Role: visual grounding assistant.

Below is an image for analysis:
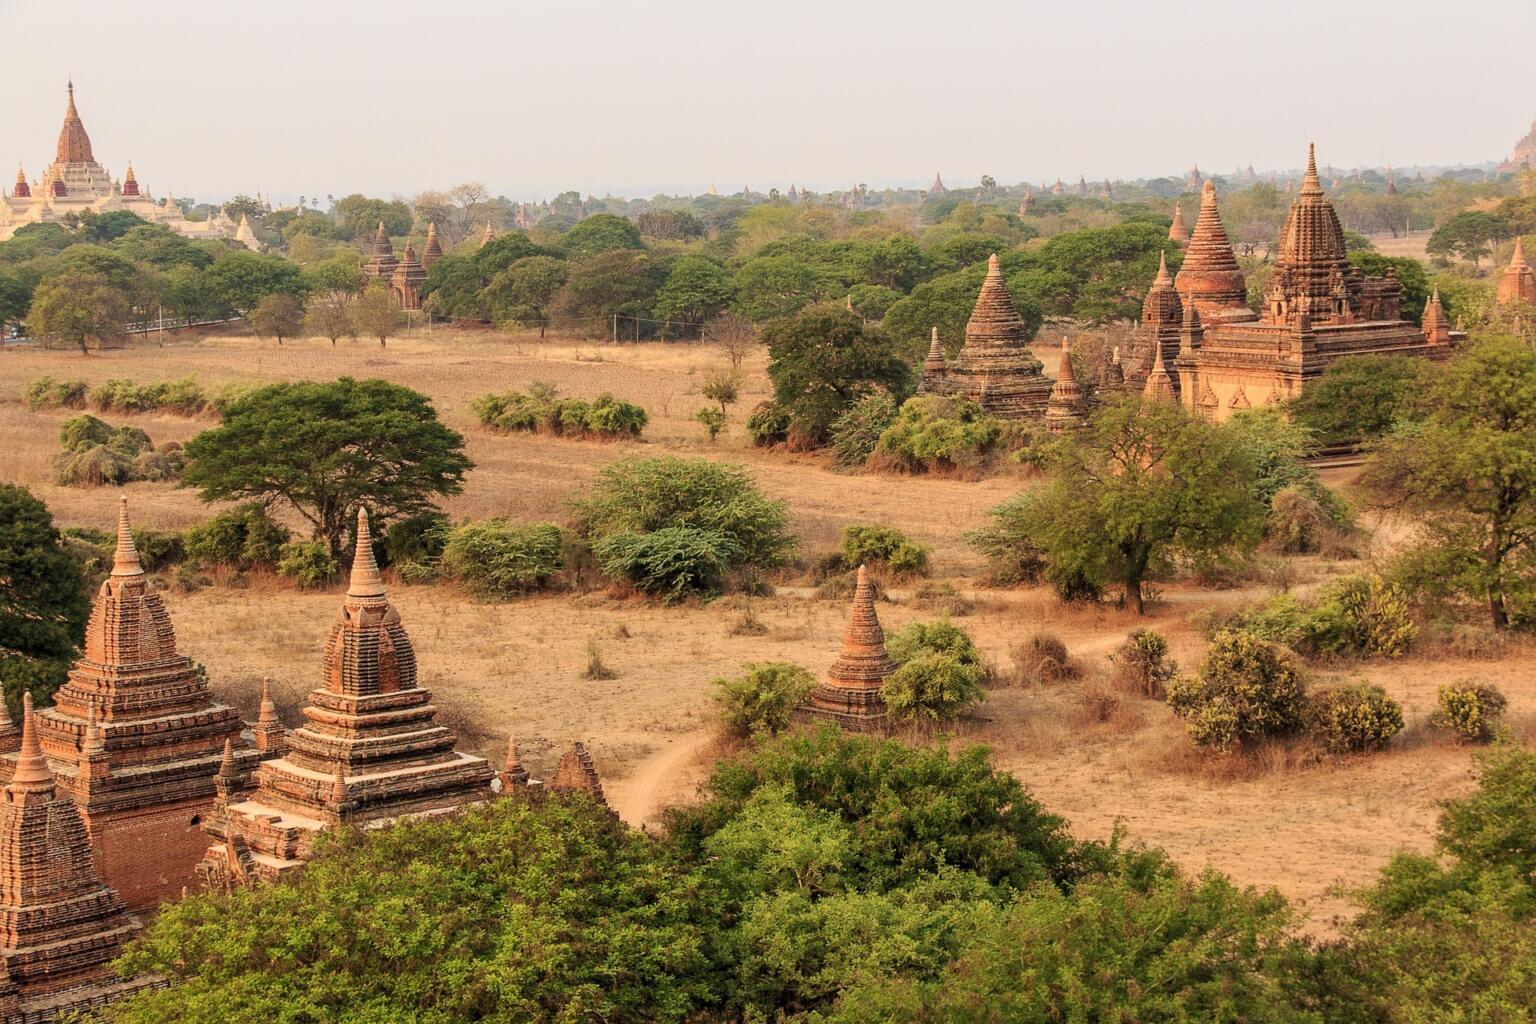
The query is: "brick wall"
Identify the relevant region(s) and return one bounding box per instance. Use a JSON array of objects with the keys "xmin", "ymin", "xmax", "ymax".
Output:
[{"xmin": 85, "ymin": 799, "xmax": 214, "ymax": 912}]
